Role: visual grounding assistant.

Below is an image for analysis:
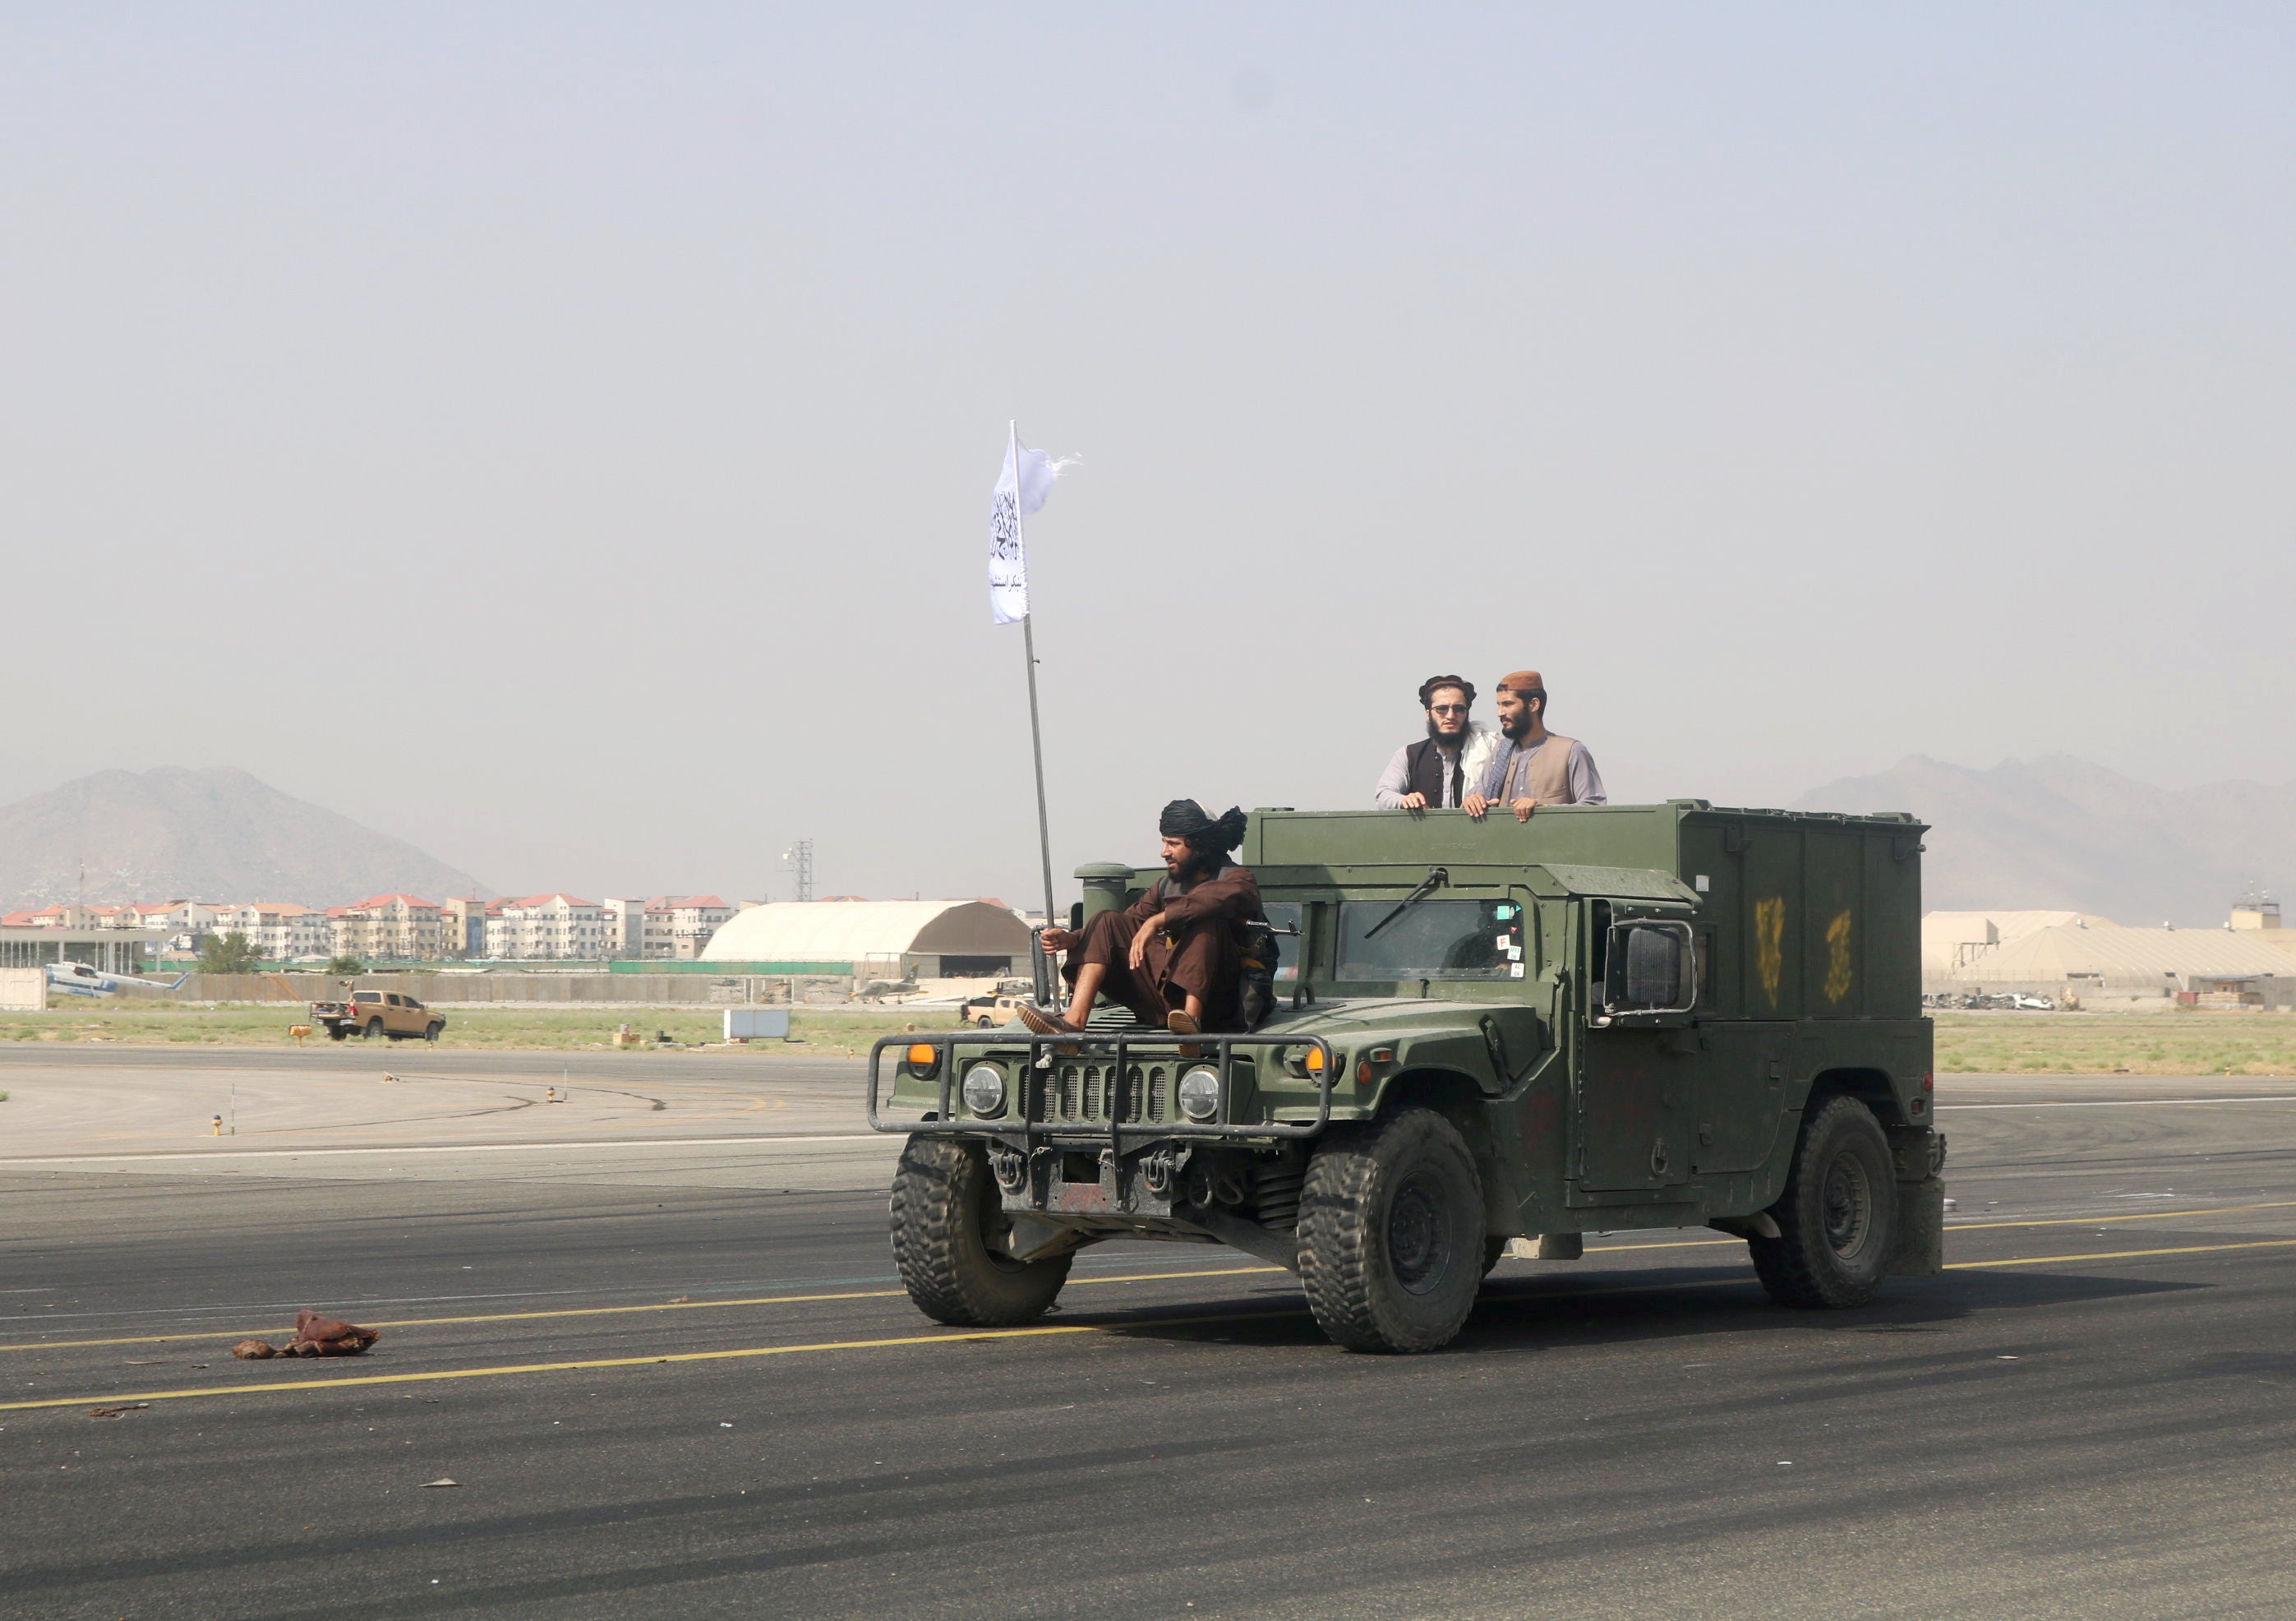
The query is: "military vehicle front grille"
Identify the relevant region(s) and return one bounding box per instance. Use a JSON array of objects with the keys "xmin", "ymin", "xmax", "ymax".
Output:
[{"xmin": 1039, "ymin": 1062, "xmax": 1175, "ymax": 1125}]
